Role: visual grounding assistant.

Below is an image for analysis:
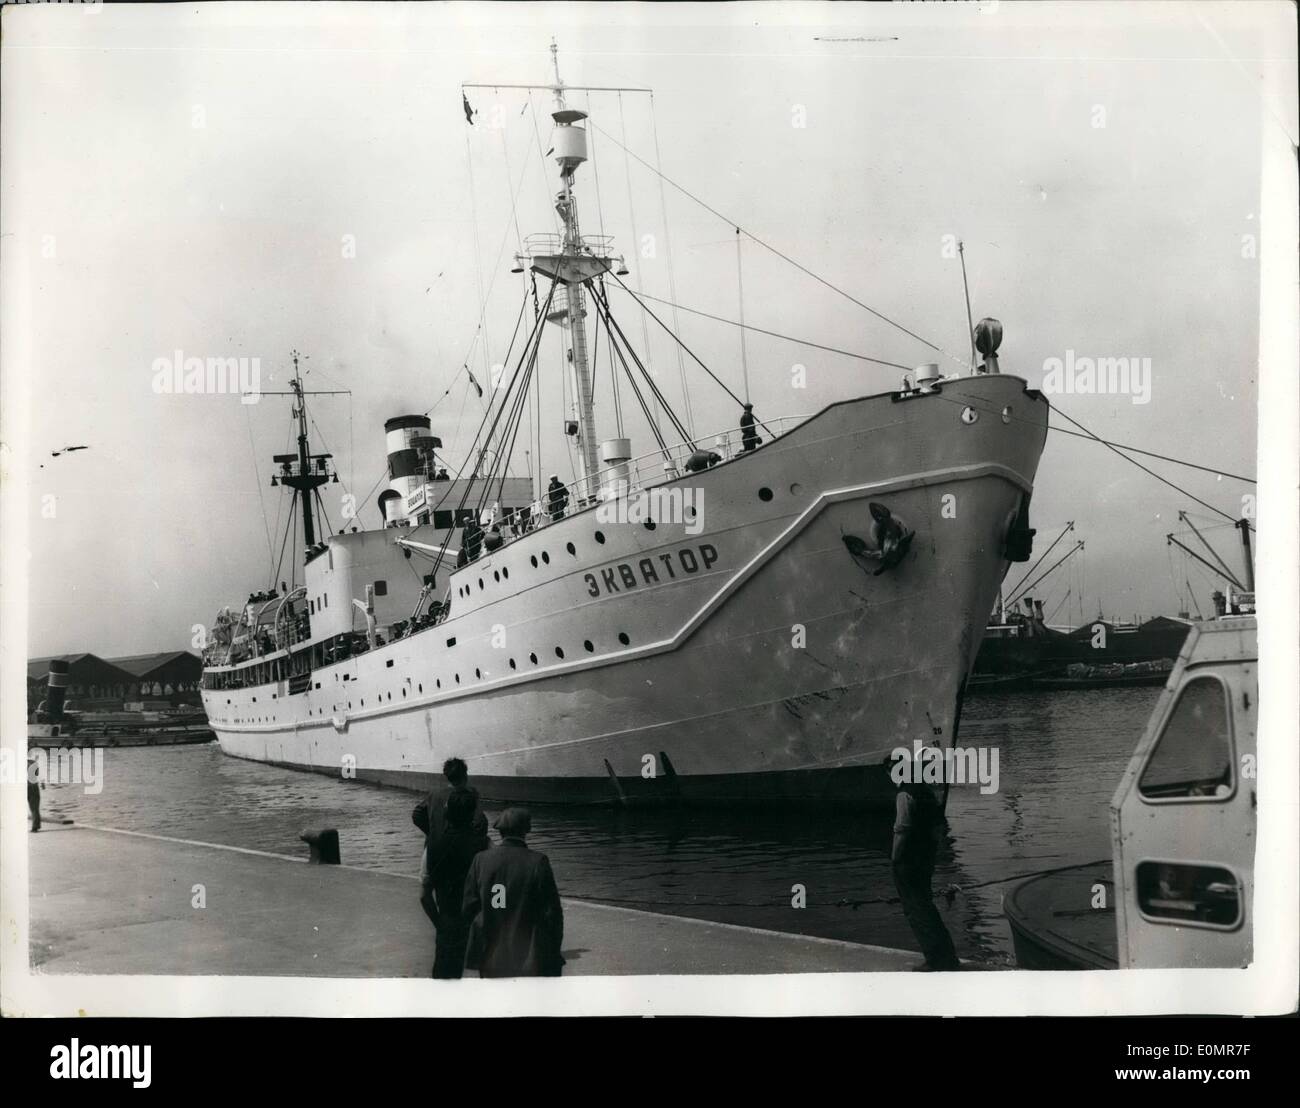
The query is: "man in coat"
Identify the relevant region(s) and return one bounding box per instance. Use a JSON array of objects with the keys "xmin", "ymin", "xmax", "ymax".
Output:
[
  {"xmin": 891, "ymin": 771, "xmax": 961, "ymax": 972},
  {"xmin": 426, "ymin": 789, "xmax": 490, "ymax": 977},
  {"xmin": 461, "ymin": 808, "xmax": 564, "ymax": 977},
  {"xmin": 413, "ymin": 757, "xmax": 489, "ymax": 927}
]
